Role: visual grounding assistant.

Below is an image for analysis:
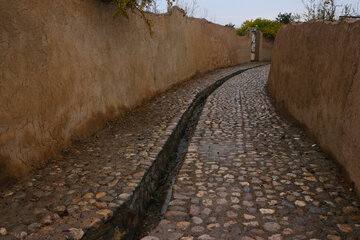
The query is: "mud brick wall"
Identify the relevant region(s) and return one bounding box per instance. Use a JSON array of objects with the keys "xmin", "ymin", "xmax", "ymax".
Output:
[
  {"xmin": 267, "ymin": 20, "xmax": 360, "ymax": 193},
  {"xmin": 0, "ymin": 0, "xmax": 251, "ymax": 184}
]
